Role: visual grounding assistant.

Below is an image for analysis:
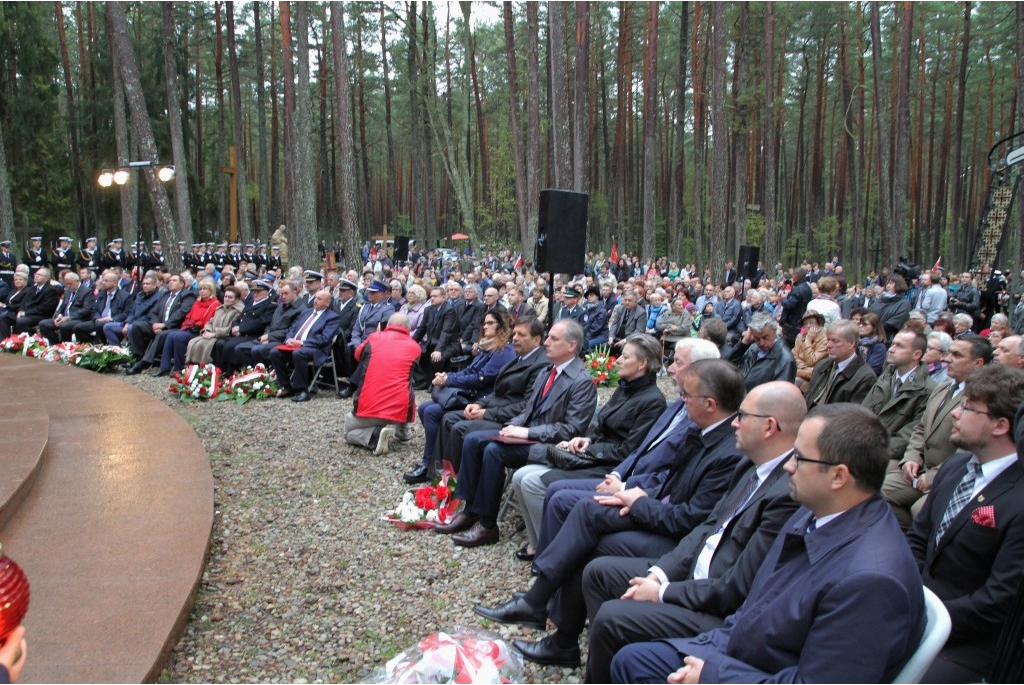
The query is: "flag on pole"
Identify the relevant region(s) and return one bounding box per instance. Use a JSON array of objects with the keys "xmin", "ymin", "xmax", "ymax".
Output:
[
  {"xmin": 932, "ymin": 256, "xmax": 943, "ymax": 272},
  {"xmin": 513, "ymin": 253, "xmax": 523, "ymax": 270},
  {"xmin": 610, "ymin": 239, "xmax": 618, "ymax": 263}
]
